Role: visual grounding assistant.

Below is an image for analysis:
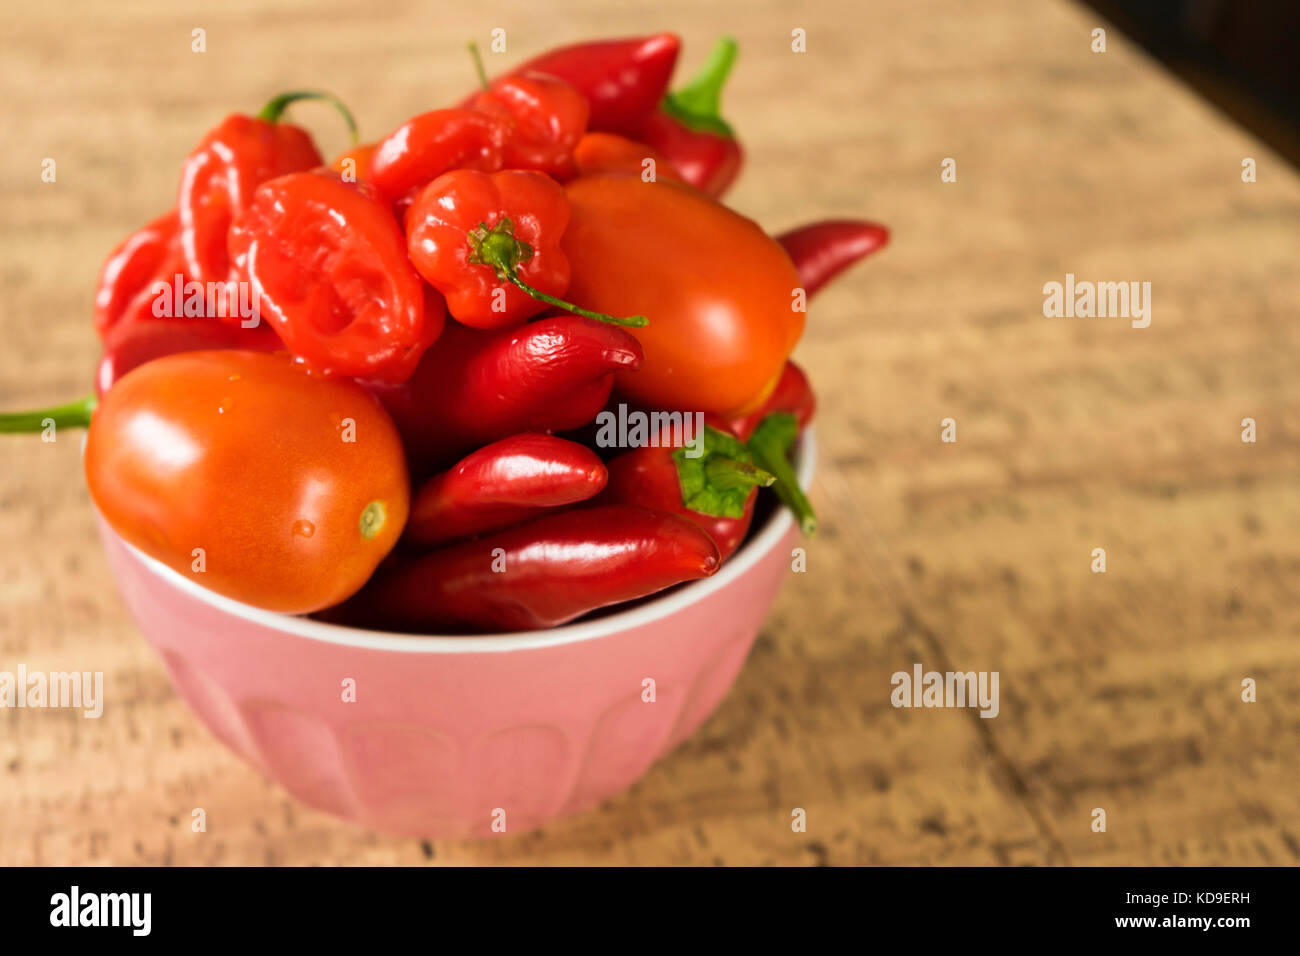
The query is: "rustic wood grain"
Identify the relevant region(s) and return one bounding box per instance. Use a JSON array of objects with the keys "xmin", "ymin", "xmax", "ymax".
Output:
[{"xmin": 1, "ymin": 0, "xmax": 1297, "ymax": 866}]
